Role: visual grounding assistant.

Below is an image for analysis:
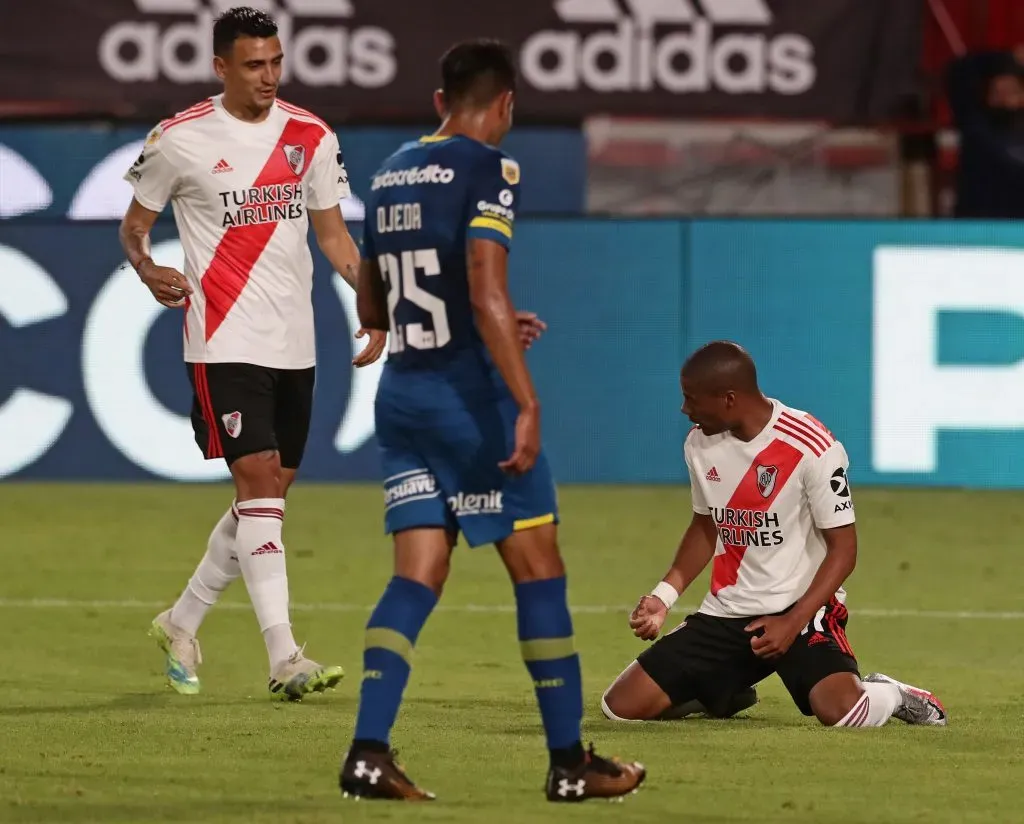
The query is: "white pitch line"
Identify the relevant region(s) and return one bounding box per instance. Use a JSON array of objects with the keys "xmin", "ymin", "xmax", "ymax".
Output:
[{"xmin": 0, "ymin": 598, "xmax": 1022, "ymax": 620}]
